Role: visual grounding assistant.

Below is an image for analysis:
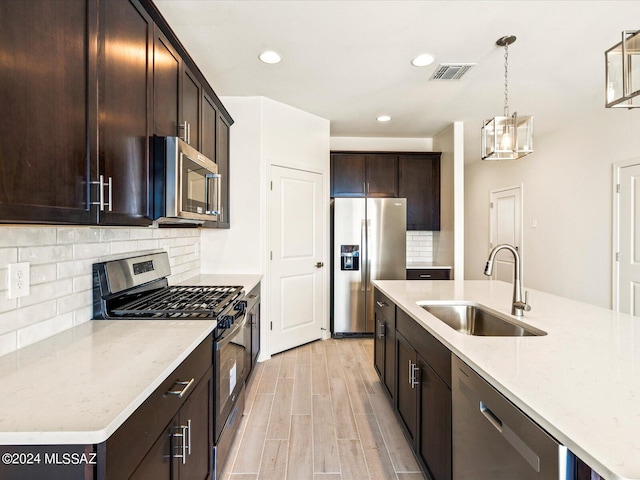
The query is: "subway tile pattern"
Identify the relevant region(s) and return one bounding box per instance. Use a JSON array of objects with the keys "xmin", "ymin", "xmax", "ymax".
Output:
[
  {"xmin": 406, "ymin": 231, "xmax": 433, "ymax": 264},
  {"xmin": 221, "ymin": 339, "xmax": 425, "ymax": 480},
  {"xmin": 0, "ymin": 226, "xmax": 201, "ymax": 356}
]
